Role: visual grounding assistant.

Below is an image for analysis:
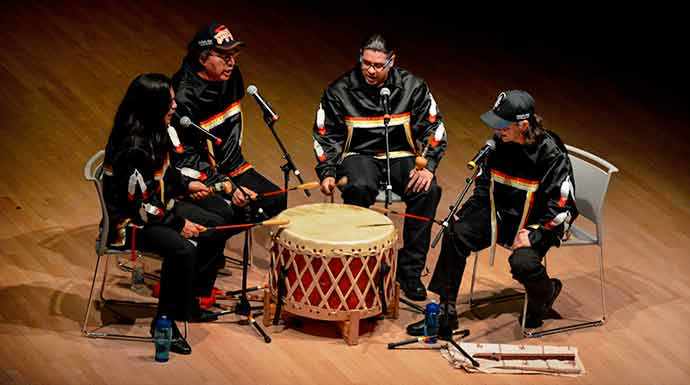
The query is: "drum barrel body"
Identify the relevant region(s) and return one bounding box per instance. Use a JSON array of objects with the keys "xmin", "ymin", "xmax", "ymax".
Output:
[{"xmin": 269, "ymin": 203, "xmax": 398, "ymax": 321}]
